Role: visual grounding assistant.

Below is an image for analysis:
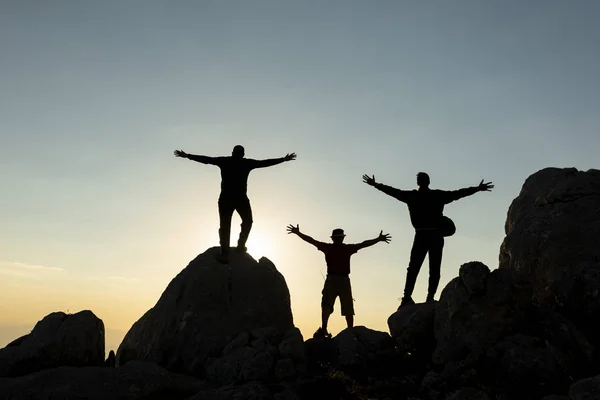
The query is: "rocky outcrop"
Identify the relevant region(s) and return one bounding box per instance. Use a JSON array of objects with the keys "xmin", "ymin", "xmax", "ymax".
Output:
[
  {"xmin": 433, "ymin": 264, "xmax": 532, "ymax": 365},
  {"xmin": 335, "ymin": 326, "xmax": 394, "ymax": 370},
  {"xmin": 388, "ymin": 302, "xmax": 436, "ymax": 361},
  {"xmin": 553, "ymin": 261, "xmax": 600, "ymax": 354},
  {"xmin": 0, "ymin": 310, "xmax": 105, "ymax": 377},
  {"xmin": 424, "ymin": 260, "xmax": 595, "ymax": 399},
  {"xmin": 499, "ymin": 167, "xmax": 600, "ymax": 304},
  {"xmin": 569, "ymin": 373, "xmax": 600, "ymax": 400},
  {"xmin": 205, "ymin": 326, "xmax": 305, "ymax": 385},
  {"xmin": 0, "ymin": 360, "xmax": 205, "ymax": 400},
  {"xmin": 116, "ymin": 247, "xmax": 295, "ymax": 378}
]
